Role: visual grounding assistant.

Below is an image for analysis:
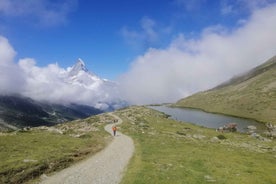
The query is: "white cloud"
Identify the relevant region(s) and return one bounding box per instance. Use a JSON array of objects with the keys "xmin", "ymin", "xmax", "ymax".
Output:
[
  {"xmin": 0, "ymin": 0, "xmax": 78, "ymax": 26},
  {"xmin": 0, "ymin": 38, "xmax": 119, "ymax": 109},
  {"xmin": 174, "ymin": 0, "xmax": 204, "ymax": 11},
  {"xmin": 0, "ymin": 36, "xmax": 16, "ymax": 63},
  {"xmin": 17, "ymin": 58, "xmax": 116, "ymax": 107},
  {"xmin": 220, "ymin": 0, "xmax": 276, "ymax": 15},
  {"xmin": 119, "ymin": 4, "xmax": 276, "ymax": 105},
  {"xmin": 140, "ymin": 17, "xmax": 158, "ymax": 43},
  {"xmin": 0, "ymin": 36, "xmax": 25, "ymax": 94},
  {"xmin": 121, "ymin": 17, "xmax": 162, "ymax": 50}
]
